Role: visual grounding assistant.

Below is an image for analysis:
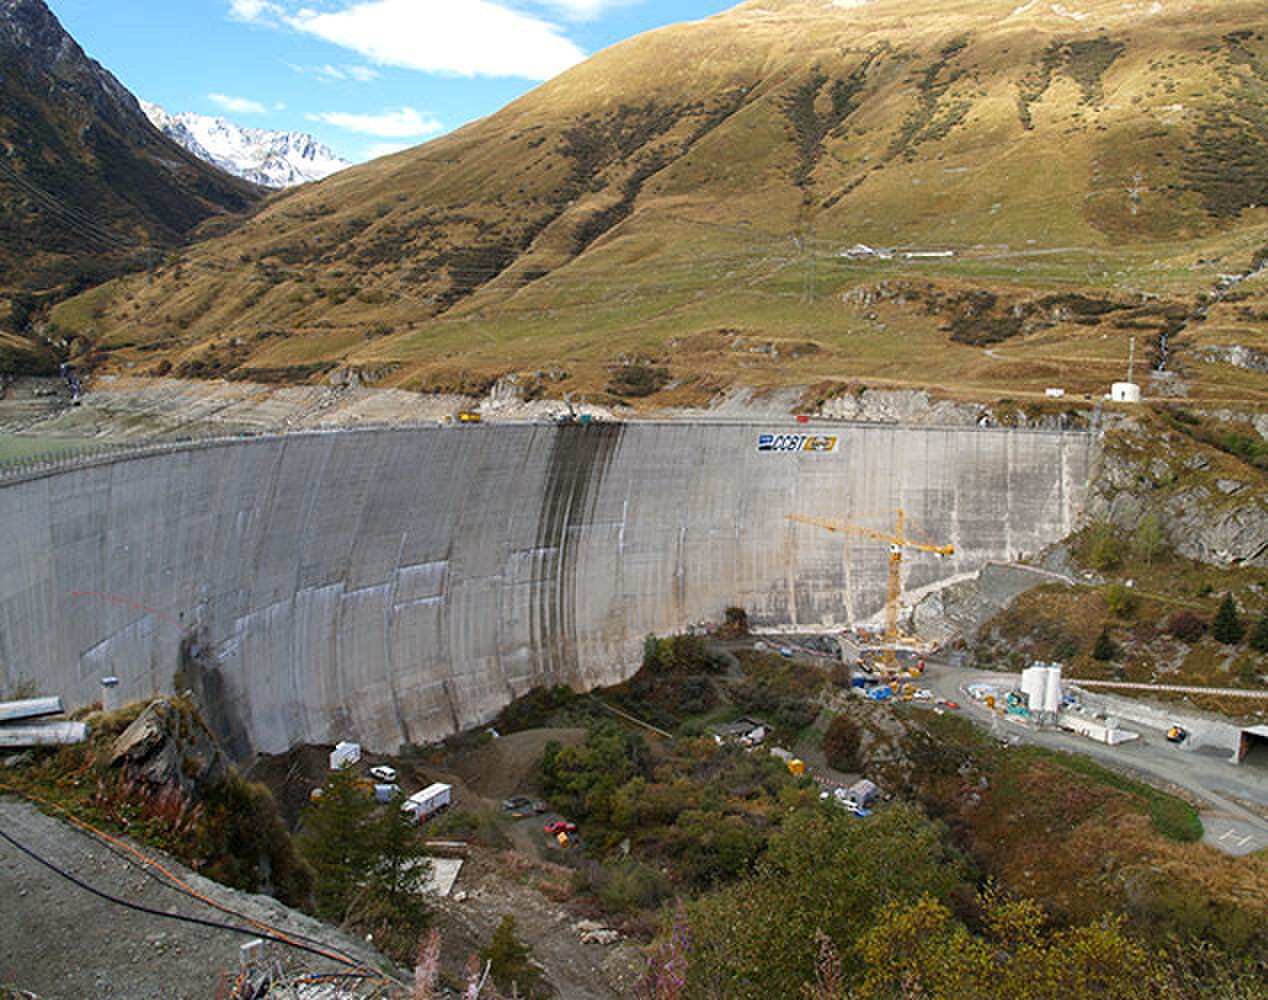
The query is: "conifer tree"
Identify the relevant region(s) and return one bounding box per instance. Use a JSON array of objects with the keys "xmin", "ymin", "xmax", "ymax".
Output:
[{"xmin": 1211, "ymin": 593, "xmax": 1245, "ymax": 645}]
